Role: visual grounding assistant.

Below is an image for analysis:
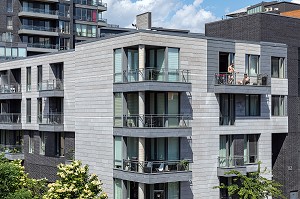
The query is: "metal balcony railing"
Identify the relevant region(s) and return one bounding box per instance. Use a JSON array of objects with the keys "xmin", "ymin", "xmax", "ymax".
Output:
[
  {"xmin": 20, "ymin": 25, "xmax": 58, "ymax": 32},
  {"xmin": 215, "ymin": 73, "xmax": 269, "ymax": 86},
  {"xmin": 98, "ymin": 18, "xmax": 107, "ymax": 23},
  {"xmin": 38, "ymin": 113, "xmax": 63, "ymax": 125},
  {"xmin": 120, "ymin": 159, "xmax": 191, "ymax": 173},
  {"xmin": 114, "ymin": 114, "xmax": 191, "ymax": 128},
  {"xmin": 218, "ymin": 156, "xmax": 258, "ymax": 168},
  {"xmin": 0, "ymin": 114, "xmax": 21, "ymax": 124},
  {"xmin": 21, "ymin": 7, "xmax": 59, "ymax": 15},
  {"xmin": 73, "ymin": 0, "xmax": 107, "ymax": 7},
  {"xmin": 27, "ymin": 43, "xmax": 59, "ymax": 49},
  {"xmin": 0, "ymin": 144, "xmax": 24, "ymax": 154},
  {"xmin": 0, "ymin": 83, "xmax": 21, "ymax": 93},
  {"xmin": 38, "ymin": 79, "xmax": 63, "ymax": 91},
  {"xmin": 115, "ymin": 68, "xmax": 190, "ymax": 83}
]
